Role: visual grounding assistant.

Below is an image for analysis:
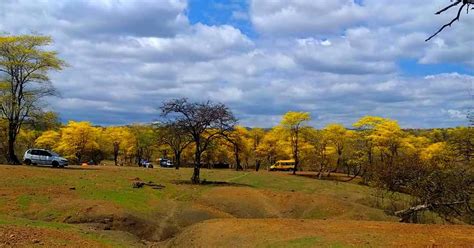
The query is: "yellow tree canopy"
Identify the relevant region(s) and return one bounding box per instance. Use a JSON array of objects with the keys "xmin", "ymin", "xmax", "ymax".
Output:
[
  {"xmin": 324, "ymin": 123, "xmax": 349, "ymax": 151},
  {"xmin": 103, "ymin": 126, "xmax": 136, "ymax": 157},
  {"xmin": 35, "ymin": 130, "xmax": 60, "ymax": 150},
  {"xmin": 55, "ymin": 121, "xmax": 101, "ymax": 161},
  {"xmin": 280, "ymin": 112, "xmax": 311, "ymax": 131},
  {"xmin": 353, "ymin": 116, "xmax": 386, "ymax": 130}
]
